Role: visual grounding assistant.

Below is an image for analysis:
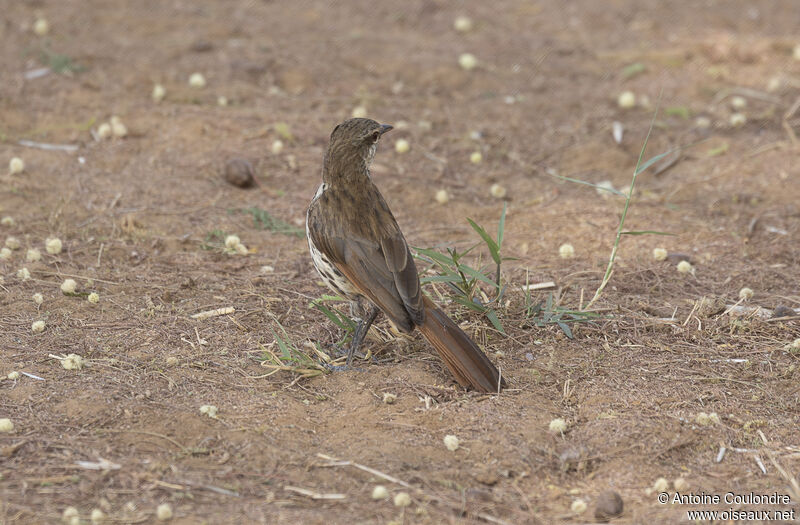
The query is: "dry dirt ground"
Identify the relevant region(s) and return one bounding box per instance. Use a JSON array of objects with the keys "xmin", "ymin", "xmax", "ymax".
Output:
[{"xmin": 2, "ymin": 1, "xmax": 800, "ymax": 523}]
